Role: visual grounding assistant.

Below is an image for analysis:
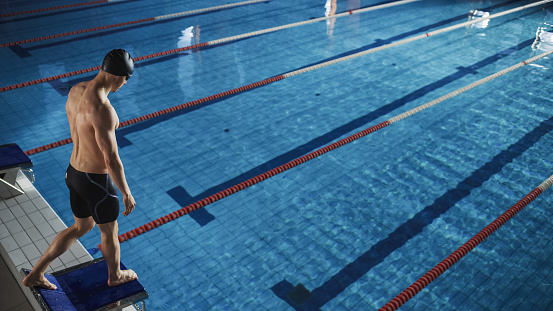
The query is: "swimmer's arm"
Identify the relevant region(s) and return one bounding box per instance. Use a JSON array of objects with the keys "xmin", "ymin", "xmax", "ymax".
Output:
[
  {"xmin": 94, "ymin": 104, "xmax": 136, "ymax": 216},
  {"xmin": 94, "ymin": 104, "xmax": 131, "ymax": 198}
]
